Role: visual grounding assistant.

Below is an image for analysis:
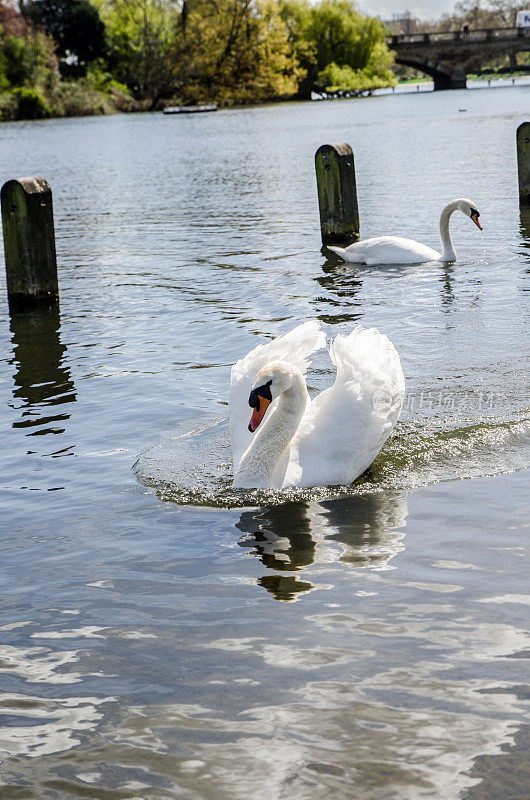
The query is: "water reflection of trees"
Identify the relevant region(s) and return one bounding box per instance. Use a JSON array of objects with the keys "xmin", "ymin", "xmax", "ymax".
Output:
[
  {"xmin": 237, "ymin": 491, "xmax": 408, "ymax": 601},
  {"xmin": 9, "ymin": 305, "xmax": 76, "ymax": 437}
]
